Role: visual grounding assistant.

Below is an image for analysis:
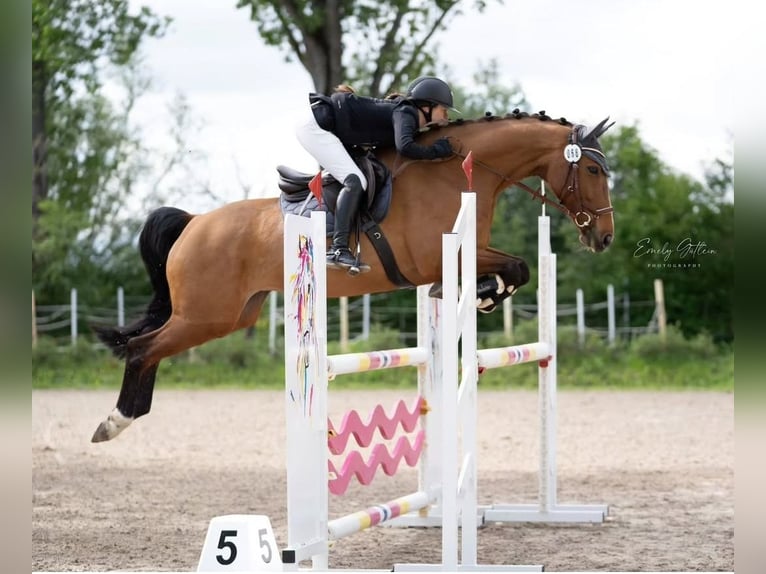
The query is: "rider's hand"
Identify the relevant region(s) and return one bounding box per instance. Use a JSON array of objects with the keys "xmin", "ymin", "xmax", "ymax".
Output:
[{"xmin": 431, "ymin": 137, "xmax": 453, "ymax": 158}]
